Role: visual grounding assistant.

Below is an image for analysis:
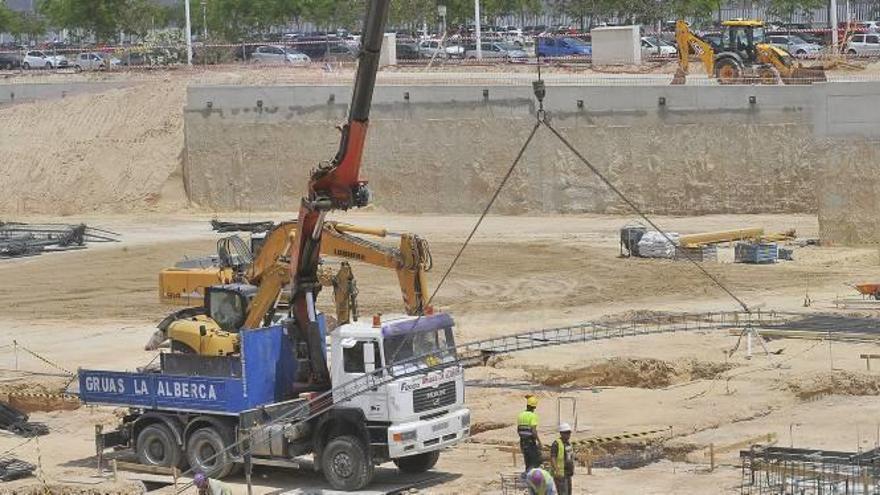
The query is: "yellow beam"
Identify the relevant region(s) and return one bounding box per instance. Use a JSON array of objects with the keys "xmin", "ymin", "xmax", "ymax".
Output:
[{"xmin": 679, "ymin": 228, "xmax": 764, "ymax": 248}]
